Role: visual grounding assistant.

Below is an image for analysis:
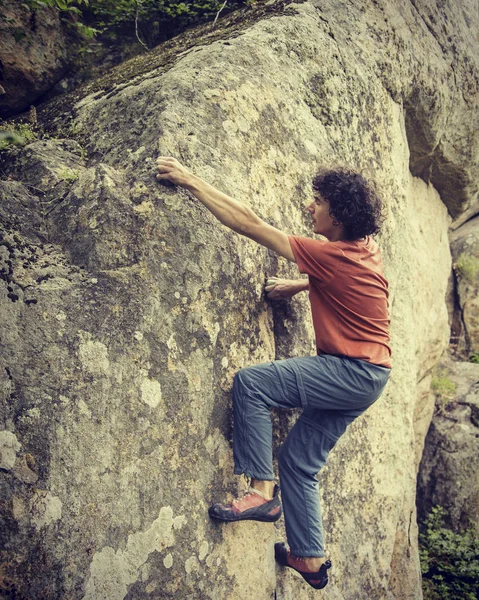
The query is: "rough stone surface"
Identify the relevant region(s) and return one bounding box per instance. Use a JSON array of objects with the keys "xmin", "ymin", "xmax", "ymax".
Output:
[
  {"xmin": 449, "ymin": 215, "xmax": 479, "ymax": 358},
  {"xmin": 417, "ymin": 356, "xmax": 479, "ymax": 534},
  {"xmin": 0, "ymin": 430, "xmax": 21, "ymax": 471},
  {"xmin": 0, "ymin": 1, "xmax": 71, "ymax": 118},
  {"xmin": 1, "ymin": 1, "xmax": 478, "ymax": 599}
]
